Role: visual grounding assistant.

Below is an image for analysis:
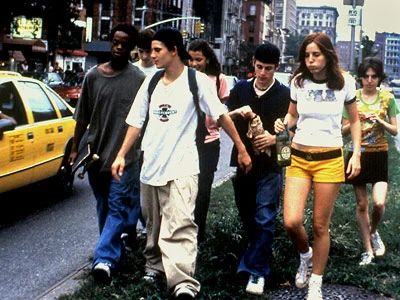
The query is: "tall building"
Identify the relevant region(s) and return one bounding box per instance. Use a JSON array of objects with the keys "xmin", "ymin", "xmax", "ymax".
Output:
[
  {"xmin": 296, "ymin": 5, "xmax": 338, "ymax": 45},
  {"xmin": 336, "ymin": 40, "xmax": 360, "ymax": 71},
  {"xmin": 374, "ymin": 32, "xmax": 400, "ymax": 81},
  {"xmin": 192, "ymin": 0, "xmax": 243, "ymax": 75},
  {"xmin": 242, "ymin": 0, "xmax": 274, "ymax": 45},
  {"xmin": 274, "ymin": 0, "xmax": 296, "ymax": 64},
  {"xmin": 274, "ymin": 0, "xmax": 297, "ymax": 35}
]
